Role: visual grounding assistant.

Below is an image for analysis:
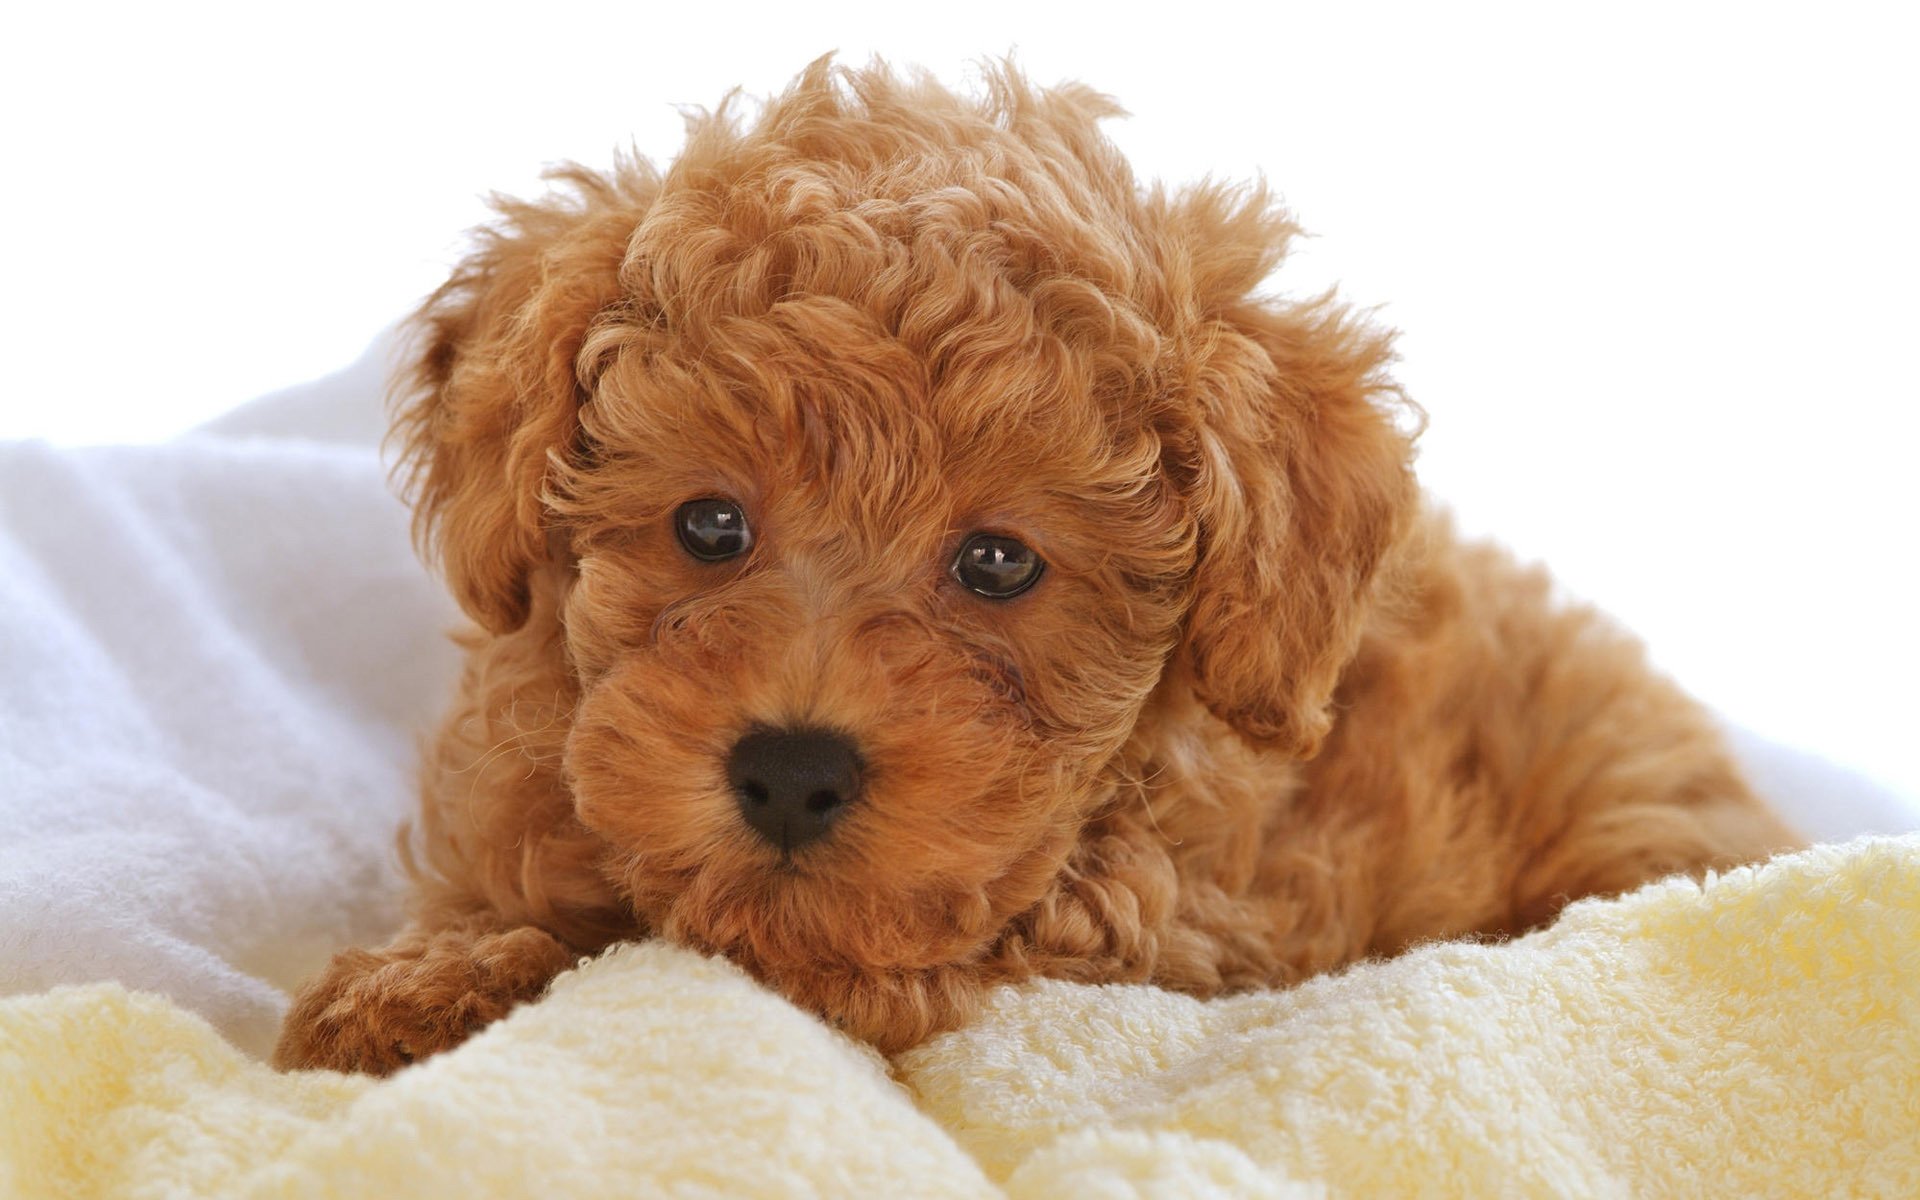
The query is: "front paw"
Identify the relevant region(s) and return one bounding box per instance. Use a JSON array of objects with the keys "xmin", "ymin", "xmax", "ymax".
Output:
[{"xmin": 273, "ymin": 926, "xmax": 576, "ymax": 1075}]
